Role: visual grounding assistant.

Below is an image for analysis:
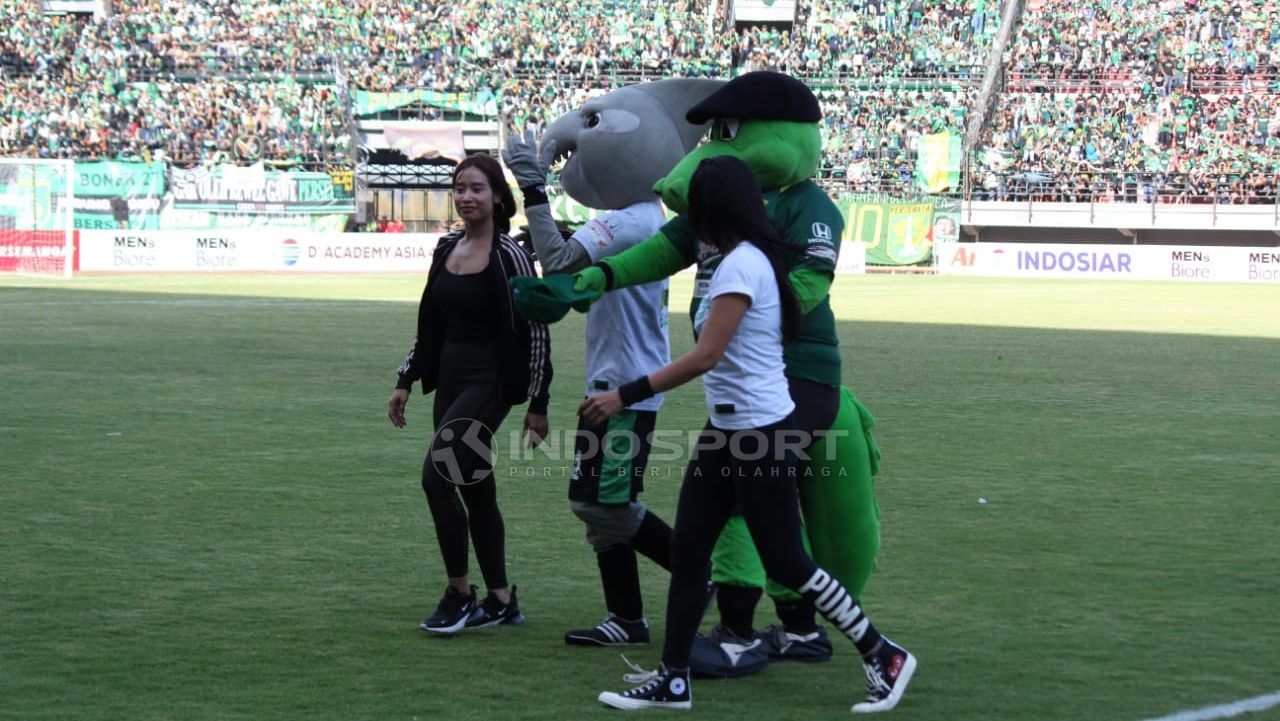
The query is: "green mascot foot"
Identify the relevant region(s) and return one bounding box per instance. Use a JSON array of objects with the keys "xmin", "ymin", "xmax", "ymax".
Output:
[{"xmin": 688, "ymin": 623, "xmax": 771, "ymax": 678}]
